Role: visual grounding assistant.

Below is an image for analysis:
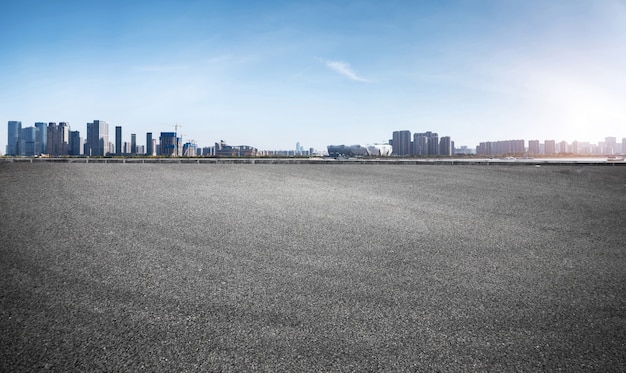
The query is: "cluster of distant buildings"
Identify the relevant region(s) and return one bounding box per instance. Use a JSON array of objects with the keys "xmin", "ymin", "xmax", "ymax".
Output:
[
  {"xmin": 327, "ymin": 130, "xmax": 453, "ymax": 158},
  {"xmin": 328, "ymin": 129, "xmax": 626, "ymax": 158},
  {"xmin": 476, "ymin": 138, "xmax": 626, "ymax": 156},
  {"xmin": 3, "ymin": 120, "xmax": 278, "ymax": 157},
  {"xmin": 389, "ymin": 130, "xmax": 453, "ymax": 156},
  {"xmin": 5, "ymin": 120, "xmax": 625, "ymax": 158}
]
